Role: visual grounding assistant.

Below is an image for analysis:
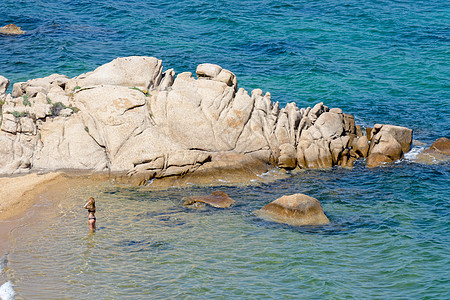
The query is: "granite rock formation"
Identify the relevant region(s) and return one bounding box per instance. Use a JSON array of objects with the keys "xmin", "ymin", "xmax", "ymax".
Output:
[
  {"xmin": 0, "ymin": 56, "xmax": 413, "ymax": 182},
  {"xmin": 366, "ymin": 124, "xmax": 413, "ymax": 167}
]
